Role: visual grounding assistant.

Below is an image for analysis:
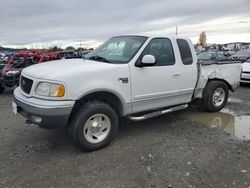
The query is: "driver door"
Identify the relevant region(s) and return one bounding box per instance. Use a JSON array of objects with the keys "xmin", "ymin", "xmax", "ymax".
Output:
[{"xmin": 130, "ymin": 38, "xmax": 182, "ymax": 113}]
